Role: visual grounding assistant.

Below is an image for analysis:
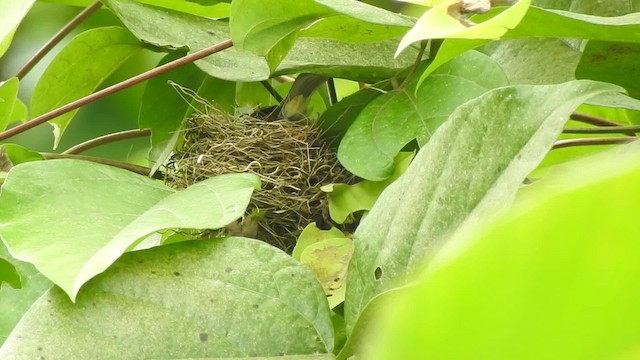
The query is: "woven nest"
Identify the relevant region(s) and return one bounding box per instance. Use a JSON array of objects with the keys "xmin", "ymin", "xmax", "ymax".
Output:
[{"xmin": 163, "ymin": 105, "xmax": 354, "ymax": 252}]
